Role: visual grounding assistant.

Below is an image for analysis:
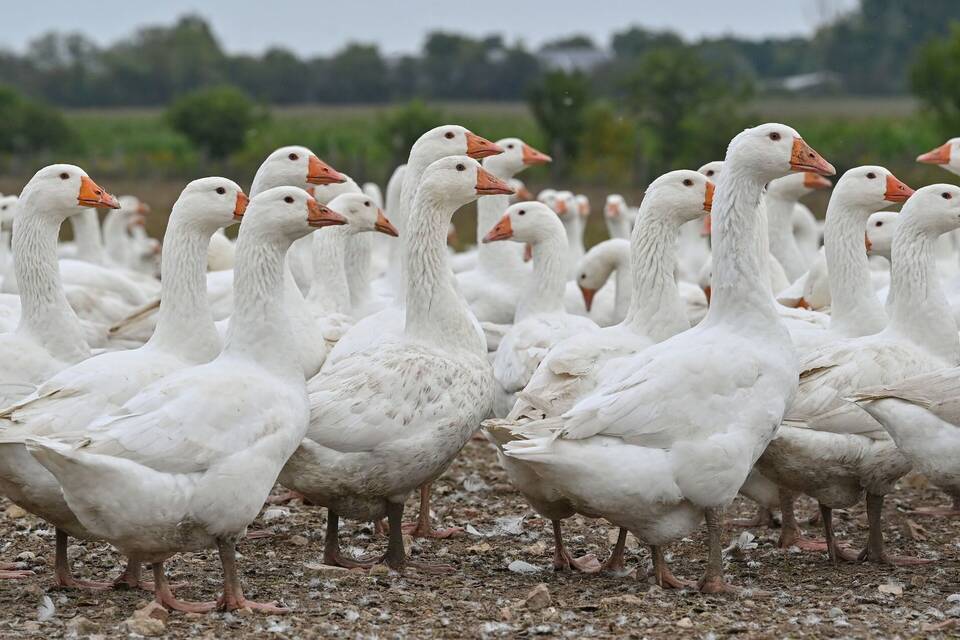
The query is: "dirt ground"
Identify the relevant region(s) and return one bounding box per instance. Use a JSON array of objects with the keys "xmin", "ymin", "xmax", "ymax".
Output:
[{"xmin": 0, "ymin": 437, "xmax": 958, "ymax": 639}]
